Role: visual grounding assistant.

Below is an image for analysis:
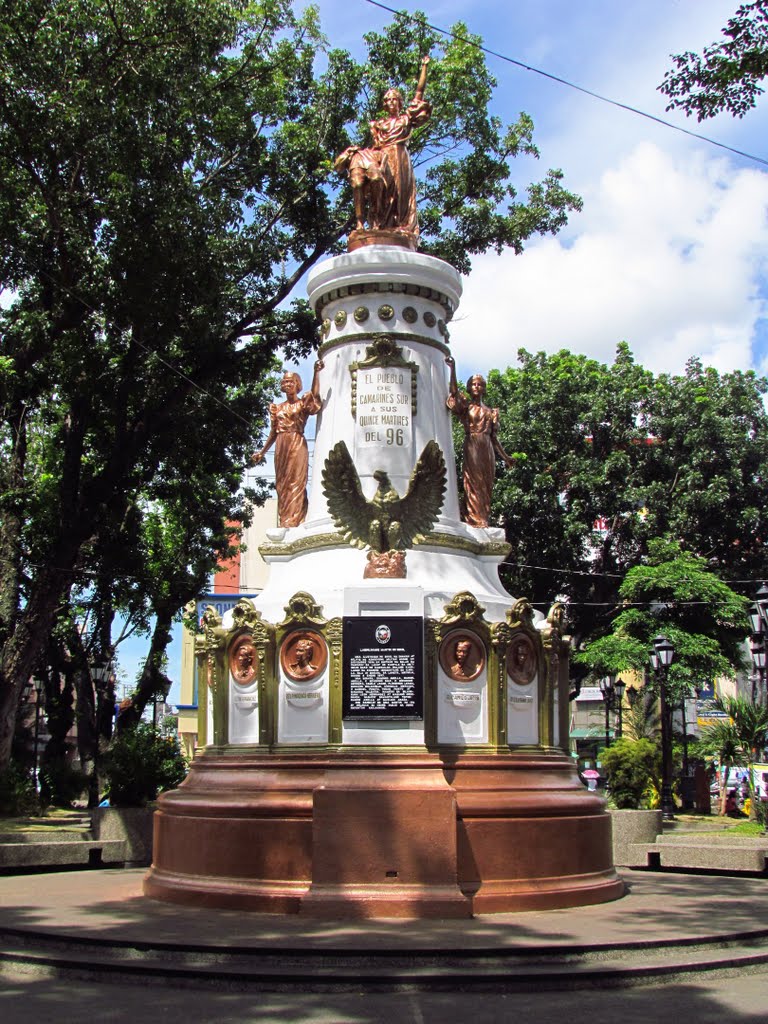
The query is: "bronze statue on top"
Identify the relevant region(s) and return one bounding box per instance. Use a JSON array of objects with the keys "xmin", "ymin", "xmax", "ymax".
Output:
[
  {"xmin": 334, "ymin": 56, "xmax": 431, "ymax": 250},
  {"xmin": 446, "ymin": 356, "xmax": 516, "ymax": 529},
  {"xmin": 252, "ymin": 360, "xmax": 324, "ymax": 528}
]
